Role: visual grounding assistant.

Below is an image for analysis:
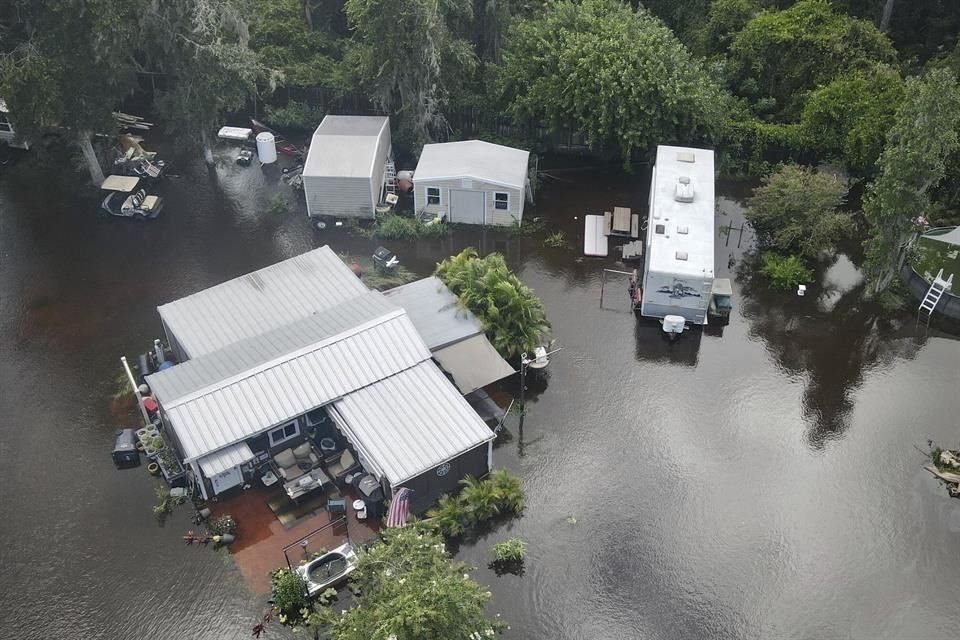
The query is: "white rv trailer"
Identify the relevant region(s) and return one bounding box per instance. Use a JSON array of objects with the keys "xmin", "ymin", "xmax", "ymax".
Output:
[{"xmin": 640, "ymin": 145, "xmax": 715, "ymax": 325}]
